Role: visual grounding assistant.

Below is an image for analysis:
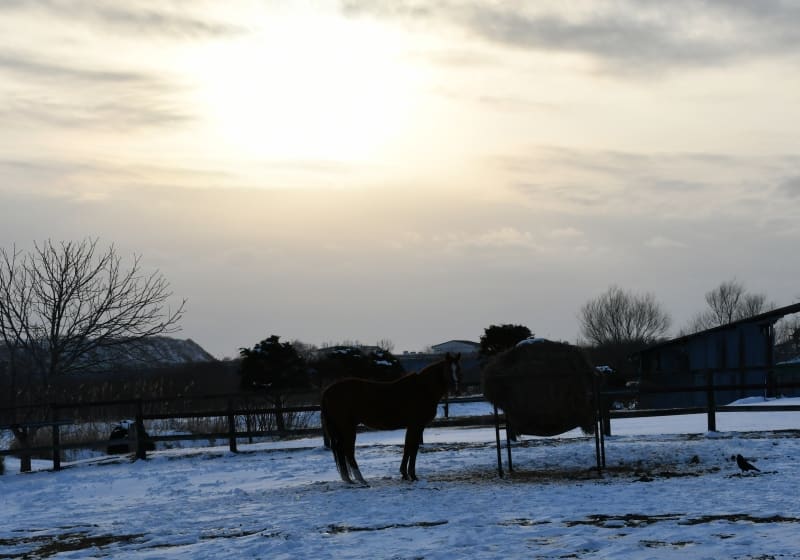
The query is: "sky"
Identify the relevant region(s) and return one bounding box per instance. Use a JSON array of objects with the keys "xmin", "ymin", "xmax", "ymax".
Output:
[{"xmin": 2, "ymin": 0, "xmax": 800, "ymax": 358}]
